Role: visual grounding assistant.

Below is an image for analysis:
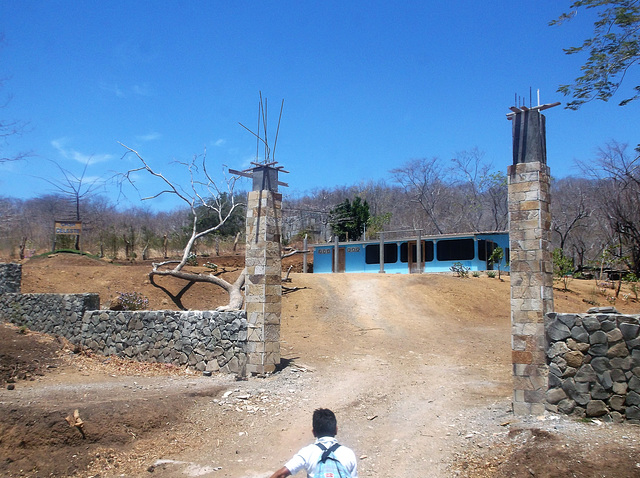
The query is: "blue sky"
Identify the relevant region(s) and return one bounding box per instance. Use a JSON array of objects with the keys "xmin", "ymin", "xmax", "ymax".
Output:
[{"xmin": 1, "ymin": 1, "xmax": 638, "ymax": 211}]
